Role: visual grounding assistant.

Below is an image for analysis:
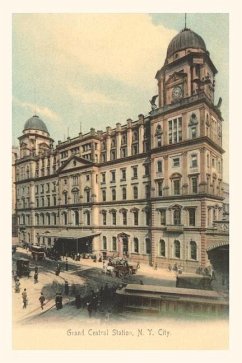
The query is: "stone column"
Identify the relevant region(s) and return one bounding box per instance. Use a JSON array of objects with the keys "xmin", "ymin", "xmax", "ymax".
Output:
[
  {"xmin": 199, "ymin": 147, "xmax": 206, "ymax": 193},
  {"xmin": 199, "ymin": 107, "xmax": 205, "ymax": 137},
  {"xmin": 127, "ymin": 119, "xmax": 132, "ymax": 156},
  {"xmin": 182, "ymin": 151, "xmax": 188, "ymax": 195},
  {"xmin": 138, "ymin": 114, "xmax": 144, "ymax": 153},
  {"xmin": 163, "ymin": 155, "xmax": 169, "ymax": 196},
  {"xmin": 106, "ymin": 132, "xmax": 111, "ymax": 162},
  {"xmin": 116, "ymin": 123, "xmax": 121, "ymax": 159}
]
